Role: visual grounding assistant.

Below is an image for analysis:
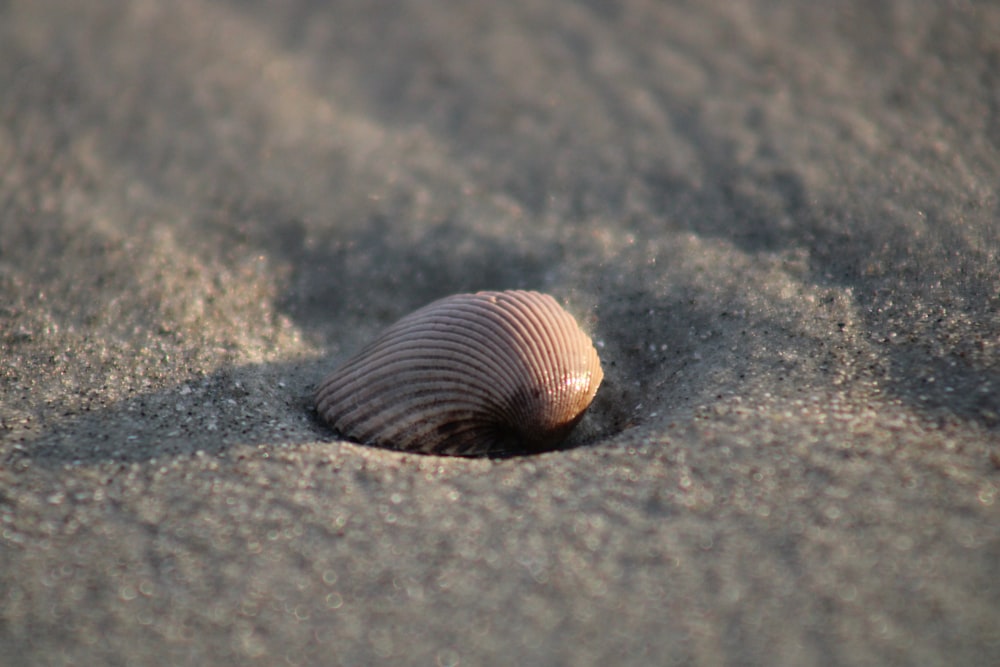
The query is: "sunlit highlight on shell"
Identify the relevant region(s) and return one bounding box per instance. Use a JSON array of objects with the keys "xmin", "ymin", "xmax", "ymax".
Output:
[{"xmin": 315, "ymin": 290, "xmax": 603, "ymax": 456}]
